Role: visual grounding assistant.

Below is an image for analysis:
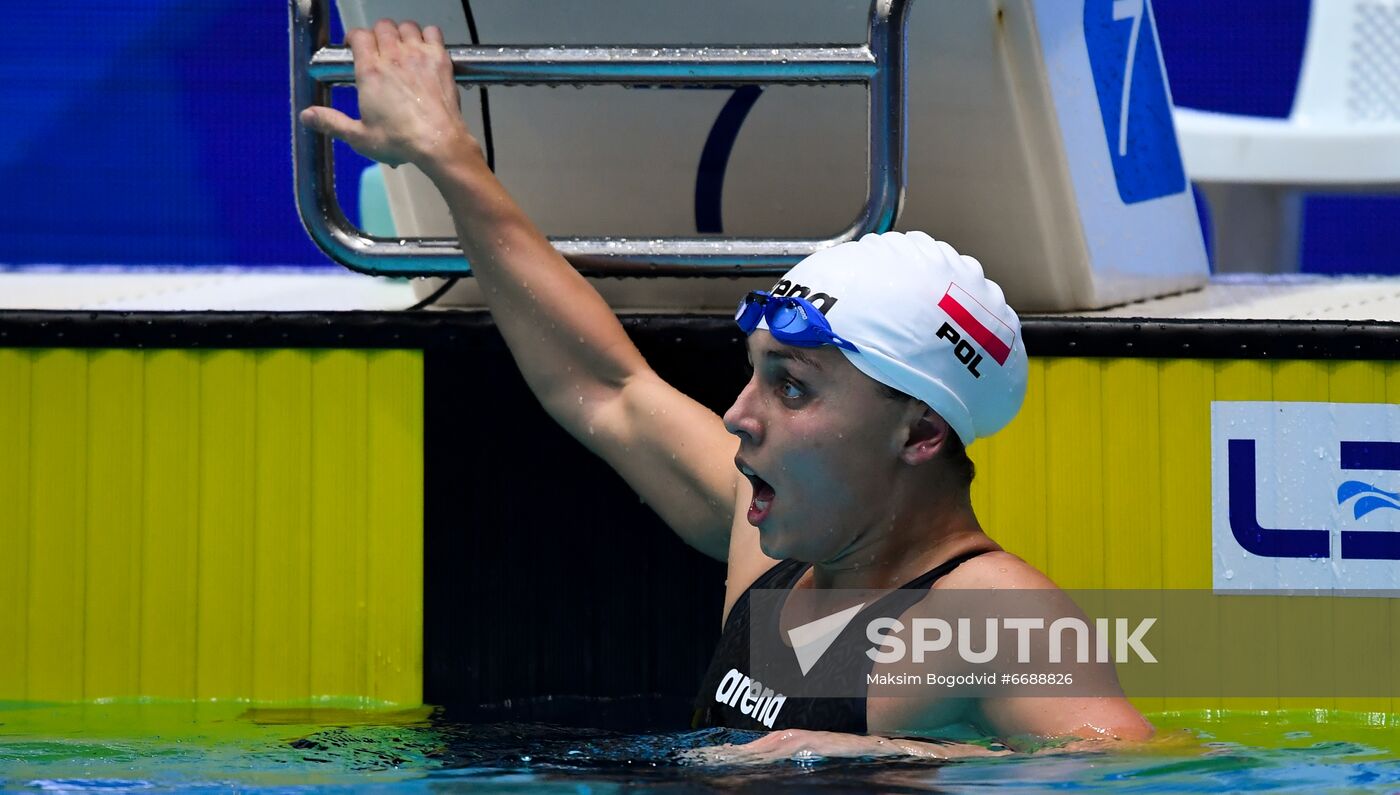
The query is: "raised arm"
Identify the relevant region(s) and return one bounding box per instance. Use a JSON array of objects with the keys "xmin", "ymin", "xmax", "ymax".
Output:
[{"xmin": 300, "ymin": 20, "xmax": 738, "ymax": 559}]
